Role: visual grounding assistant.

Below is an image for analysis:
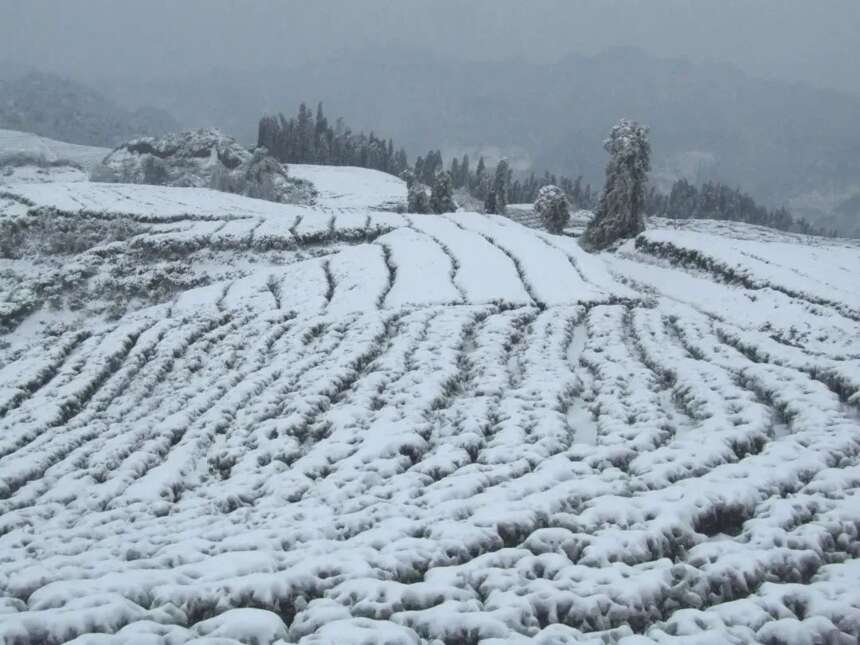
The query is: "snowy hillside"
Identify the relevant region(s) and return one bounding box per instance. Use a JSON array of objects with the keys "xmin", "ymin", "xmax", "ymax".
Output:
[
  {"xmin": 289, "ymin": 164, "xmax": 407, "ymax": 212},
  {"xmin": 0, "ymin": 129, "xmax": 108, "ymax": 184},
  {"xmin": 1, "ymin": 170, "xmax": 859, "ymax": 645}
]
